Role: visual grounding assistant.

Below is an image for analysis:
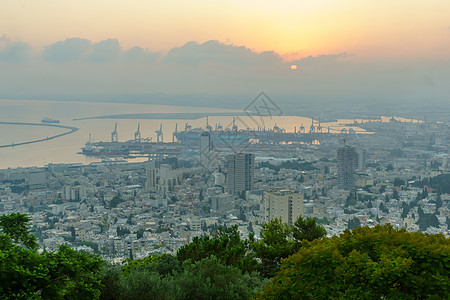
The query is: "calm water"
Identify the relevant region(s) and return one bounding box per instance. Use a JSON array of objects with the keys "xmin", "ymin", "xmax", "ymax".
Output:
[
  {"xmin": 0, "ymin": 99, "xmax": 416, "ymax": 169},
  {"xmin": 0, "ymin": 99, "xmax": 247, "ymax": 169}
]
